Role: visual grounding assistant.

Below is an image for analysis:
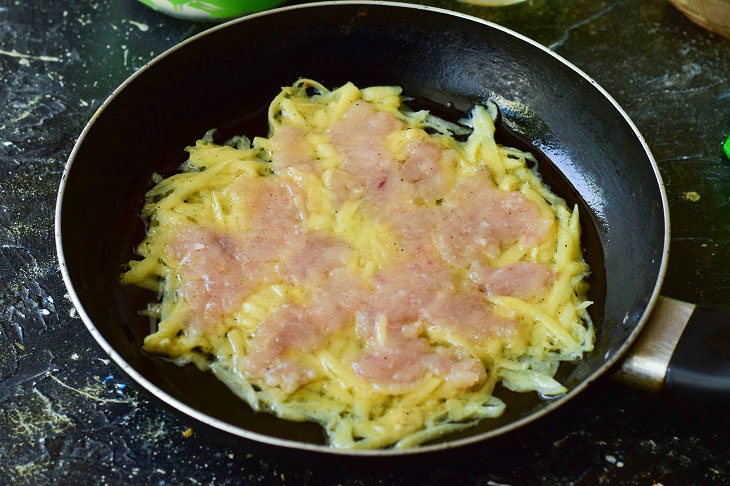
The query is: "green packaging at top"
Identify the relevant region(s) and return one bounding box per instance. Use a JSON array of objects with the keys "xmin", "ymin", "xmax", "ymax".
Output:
[{"xmin": 139, "ymin": 0, "xmax": 287, "ymax": 21}]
